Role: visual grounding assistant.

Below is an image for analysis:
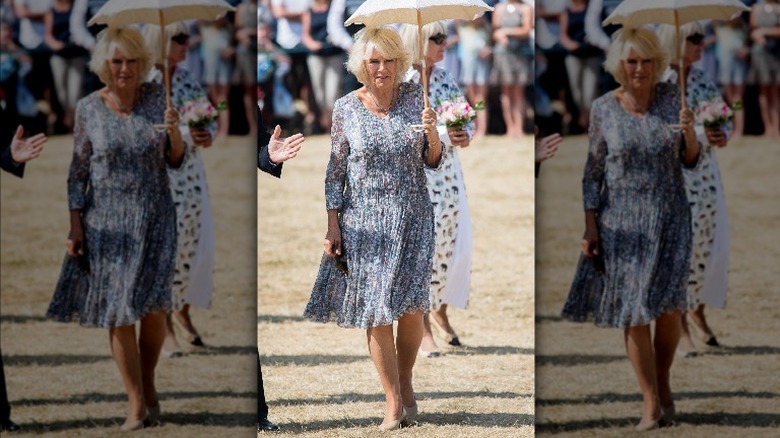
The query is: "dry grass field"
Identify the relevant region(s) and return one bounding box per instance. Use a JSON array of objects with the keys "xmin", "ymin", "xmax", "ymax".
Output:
[
  {"xmin": 258, "ymin": 134, "xmax": 535, "ymax": 437},
  {"xmin": 535, "ymin": 135, "xmax": 780, "ymax": 437},
  {"xmin": 1, "ymin": 135, "xmax": 258, "ymax": 437}
]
